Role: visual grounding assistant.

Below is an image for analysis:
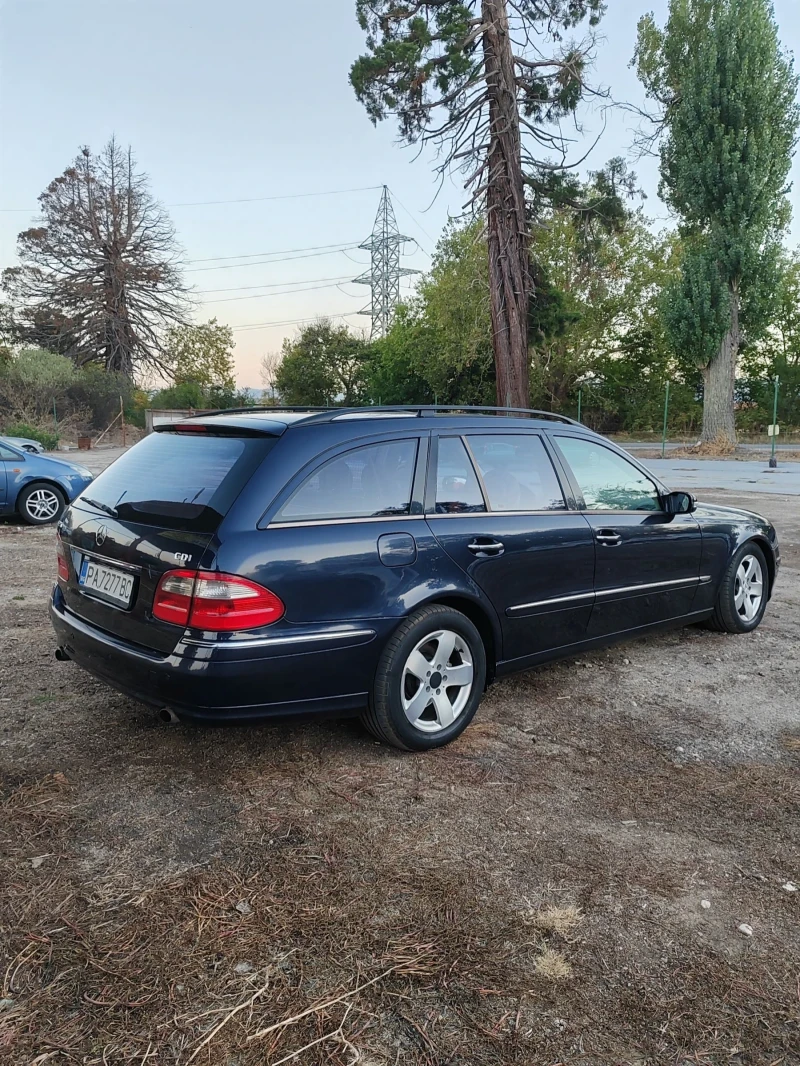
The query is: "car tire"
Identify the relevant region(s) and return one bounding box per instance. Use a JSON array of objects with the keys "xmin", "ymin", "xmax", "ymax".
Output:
[
  {"xmin": 363, "ymin": 604, "xmax": 487, "ymax": 751},
  {"xmin": 705, "ymin": 542, "xmax": 769, "ymax": 634},
  {"xmin": 18, "ymin": 482, "xmax": 66, "ymax": 526}
]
